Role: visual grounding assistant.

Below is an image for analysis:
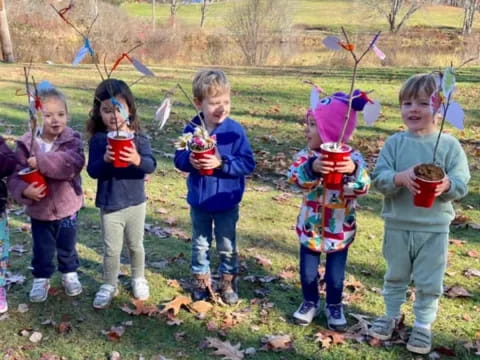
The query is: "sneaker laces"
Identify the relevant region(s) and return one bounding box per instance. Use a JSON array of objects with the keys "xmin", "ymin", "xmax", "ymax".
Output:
[
  {"xmin": 299, "ymin": 301, "xmax": 316, "ymax": 314},
  {"xmin": 63, "ymin": 272, "xmax": 79, "ymax": 282},
  {"xmin": 96, "ymin": 284, "xmax": 115, "ymax": 301},
  {"xmin": 327, "ymin": 305, "xmax": 342, "ymax": 319}
]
